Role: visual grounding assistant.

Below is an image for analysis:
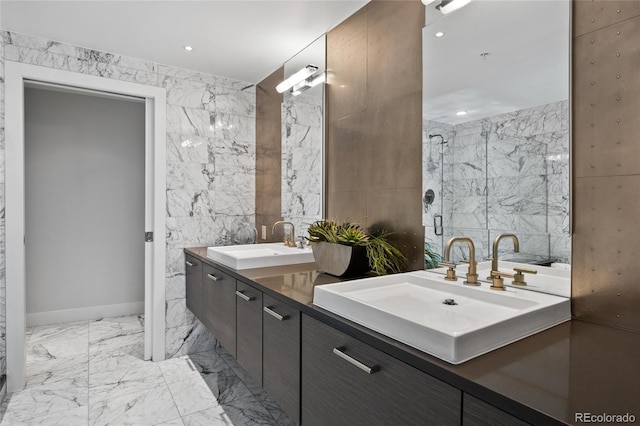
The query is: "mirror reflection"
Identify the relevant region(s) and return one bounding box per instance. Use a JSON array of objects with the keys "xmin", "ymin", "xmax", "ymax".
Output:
[
  {"xmin": 422, "ymin": 1, "xmax": 571, "ymax": 295},
  {"xmin": 280, "ymin": 35, "xmax": 325, "ymax": 237}
]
